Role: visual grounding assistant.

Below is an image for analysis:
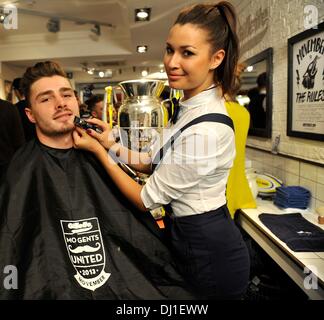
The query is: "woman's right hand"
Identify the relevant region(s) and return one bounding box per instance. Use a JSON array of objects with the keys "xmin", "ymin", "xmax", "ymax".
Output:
[{"xmin": 85, "ymin": 118, "xmax": 116, "ymax": 150}]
